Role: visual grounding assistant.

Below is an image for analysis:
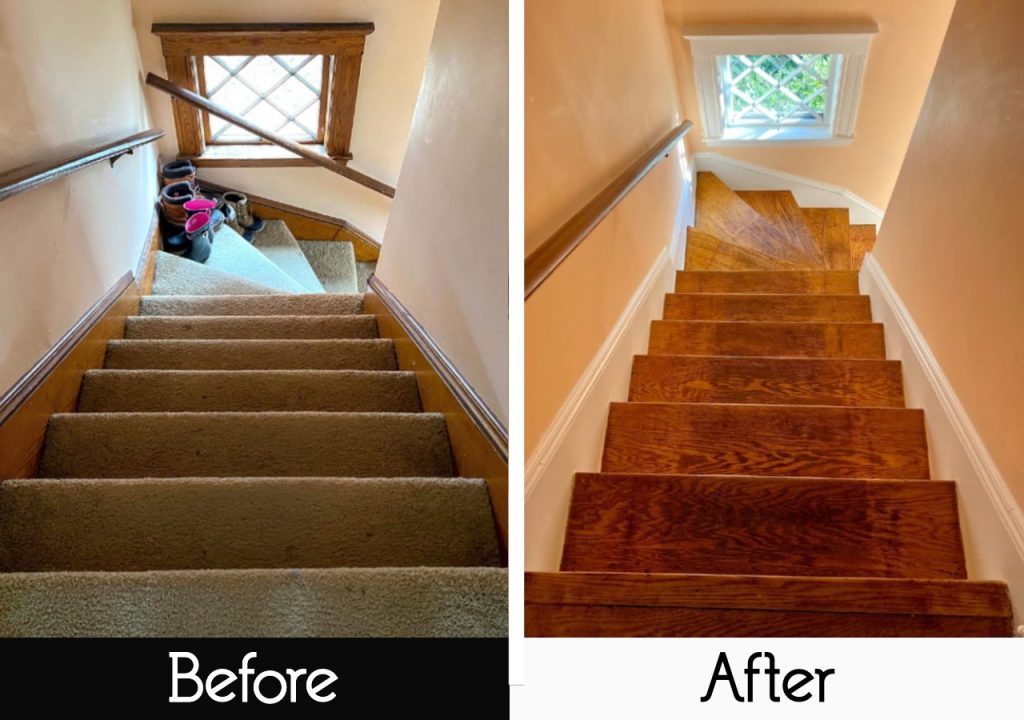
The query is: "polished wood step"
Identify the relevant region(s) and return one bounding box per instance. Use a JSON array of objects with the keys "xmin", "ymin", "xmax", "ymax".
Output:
[
  {"xmin": 676, "ymin": 270, "xmax": 860, "ymax": 294},
  {"xmin": 850, "ymin": 224, "xmax": 877, "ymax": 269},
  {"xmin": 602, "ymin": 402, "xmax": 930, "ymax": 479},
  {"xmin": 684, "ymin": 228, "xmax": 803, "ymax": 270},
  {"xmin": 628, "ymin": 355, "xmax": 904, "ymax": 406},
  {"xmin": 561, "ymin": 474, "xmax": 965, "ymax": 578},
  {"xmin": 736, "ymin": 190, "xmax": 824, "ymax": 263},
  {"xmin": 648, "ymin": 320, "xmax": 886, "ymax": 359},
  {"xmin": 803, "ymin": 208, "xmax": 852, "ymax": 270},
  {"xmin": 696, "ymin": 173, "xmax": 820, "ymax": 265},
  {"xmin": 525, "ymin": 572, "xmax": 1014, "ymax": 637},
  {"xmin": 664, "ymin": 293, "xmax": 871, "ymax": 322}
]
